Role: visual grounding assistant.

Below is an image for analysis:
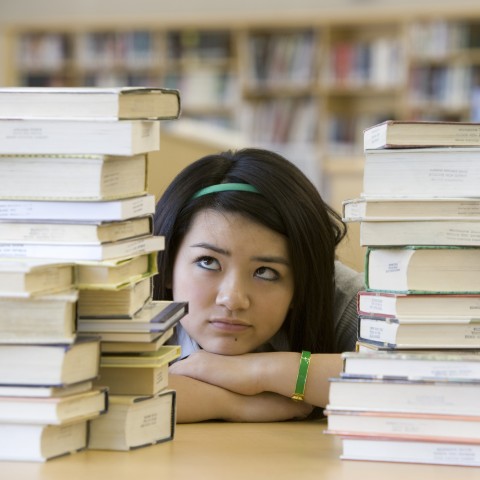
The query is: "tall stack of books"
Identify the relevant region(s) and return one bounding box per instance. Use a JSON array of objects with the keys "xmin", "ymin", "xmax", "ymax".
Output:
[
  {"xmin": 0, "ymin": 86, "xmax": 183, "ymax": 460},
  {"xmin": 325, "ymin": 120, "xmax": 480, "ymax": 467}
]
